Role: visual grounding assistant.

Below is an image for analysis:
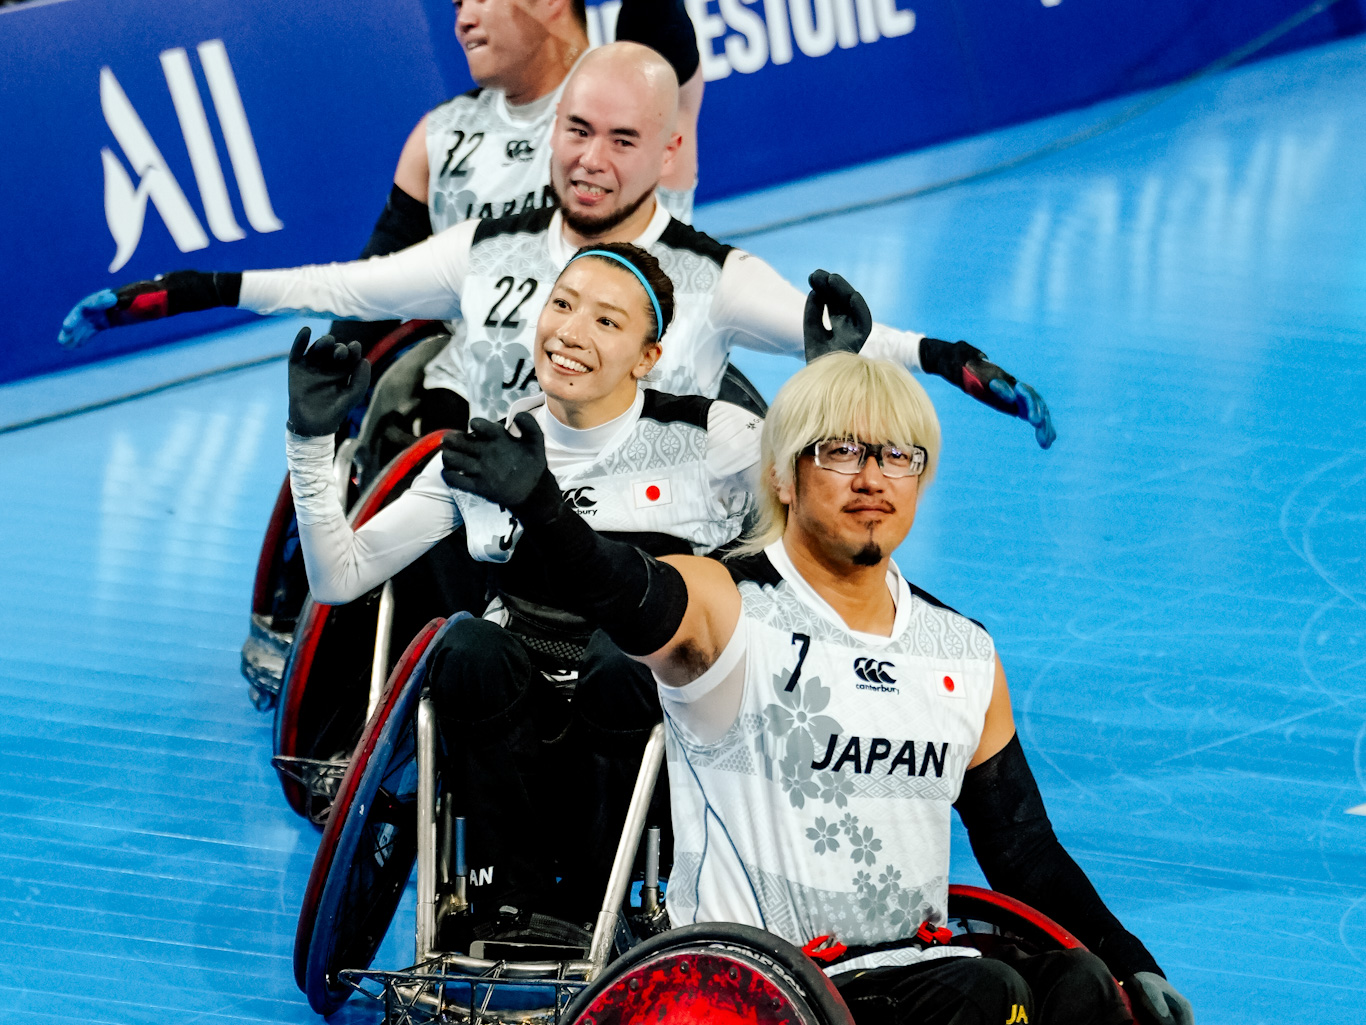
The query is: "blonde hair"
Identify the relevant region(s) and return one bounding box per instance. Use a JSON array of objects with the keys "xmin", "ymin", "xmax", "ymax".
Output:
[{"xmin": 734, "ymin": 352, "xmax": 942, "ymax": 556}]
